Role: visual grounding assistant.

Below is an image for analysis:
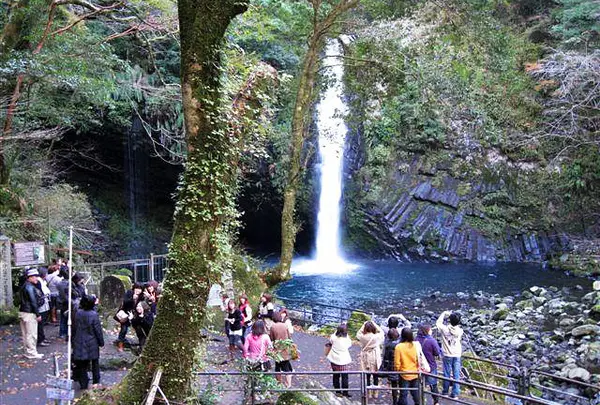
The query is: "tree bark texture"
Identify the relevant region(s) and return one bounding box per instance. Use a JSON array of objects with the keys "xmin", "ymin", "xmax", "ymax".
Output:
[
  {"xmin": 117, "ymin": 1, "xmax": 249, "ymax": 402},
  {"xmin": 276, "ymin": 0, "xmax": 359, "ymax": 282}
]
